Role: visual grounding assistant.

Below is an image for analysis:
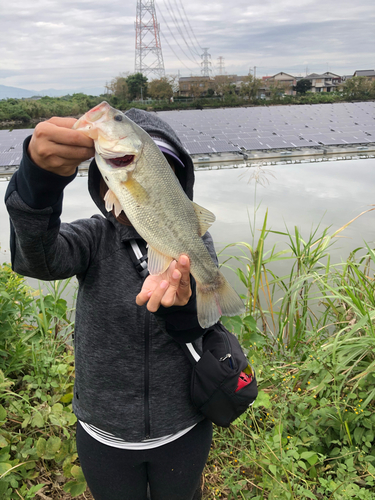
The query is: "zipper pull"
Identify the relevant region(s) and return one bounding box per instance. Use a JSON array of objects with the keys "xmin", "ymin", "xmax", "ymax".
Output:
[{"xmin": 219, "ymin": 353, "xmax": 232, "ymax": 362}]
